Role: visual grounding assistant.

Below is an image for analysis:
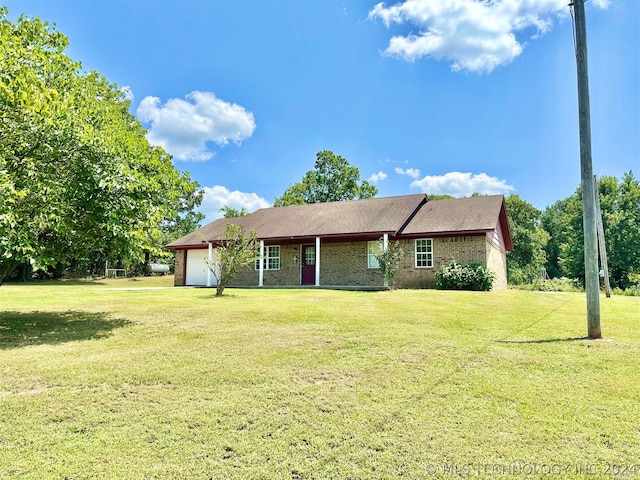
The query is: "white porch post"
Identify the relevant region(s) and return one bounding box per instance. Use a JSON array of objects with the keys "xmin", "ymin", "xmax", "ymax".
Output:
[
  {"xmin": 382, "ymin": 233, "xmax": 389, "ymax": 288},
  {"xmin": 315, "ymin": 237, "xmax": 321, "ymax": 287},
  {"xmin": 206, "ymin": 242, "xmax": 213, "ymax": 287},
  {"xmin": 259, "ymin": 240, "xmax": 265, "ymax": 287}
]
